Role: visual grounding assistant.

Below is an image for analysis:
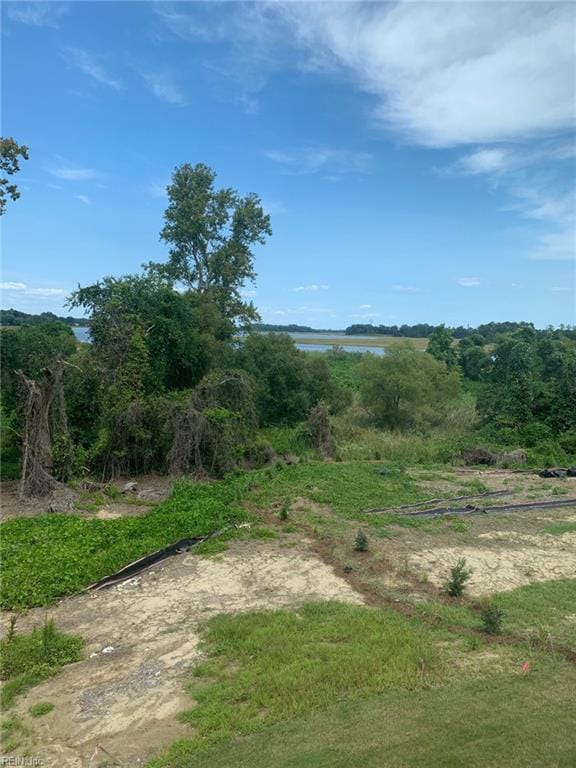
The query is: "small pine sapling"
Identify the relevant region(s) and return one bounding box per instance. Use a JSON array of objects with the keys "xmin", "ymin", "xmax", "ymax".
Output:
[
  {"xmin": 354, "ymin": 529, "xmax": 369, "ymax": 552},
  {"xmin": 444, "ymin": 557, "xmax": 472, "ymax": 597}
]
